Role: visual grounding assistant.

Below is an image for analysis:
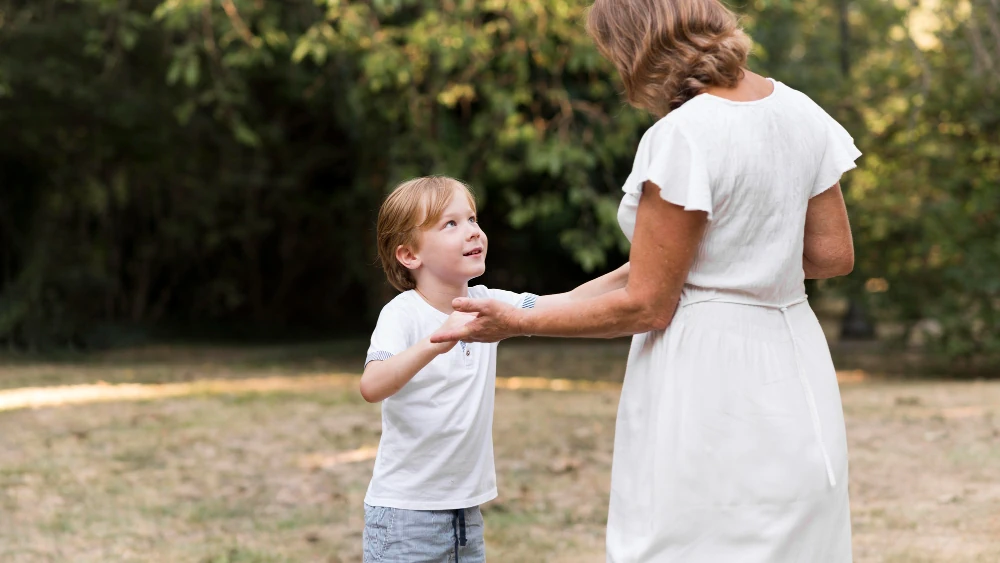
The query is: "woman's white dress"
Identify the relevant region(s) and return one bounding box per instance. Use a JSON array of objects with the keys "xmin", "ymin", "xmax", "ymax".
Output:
[{"xmin": 607, "ymin": 79, "xmax": 861, "ymax": 562}]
